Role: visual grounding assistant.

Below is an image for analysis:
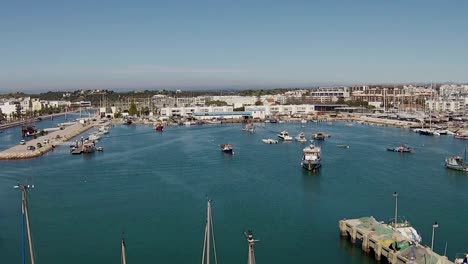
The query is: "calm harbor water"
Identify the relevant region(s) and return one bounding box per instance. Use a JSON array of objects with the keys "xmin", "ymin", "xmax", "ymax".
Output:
[{"xmin": 0, "ymin": 121, "xmax": 467, "ymax": 263}]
